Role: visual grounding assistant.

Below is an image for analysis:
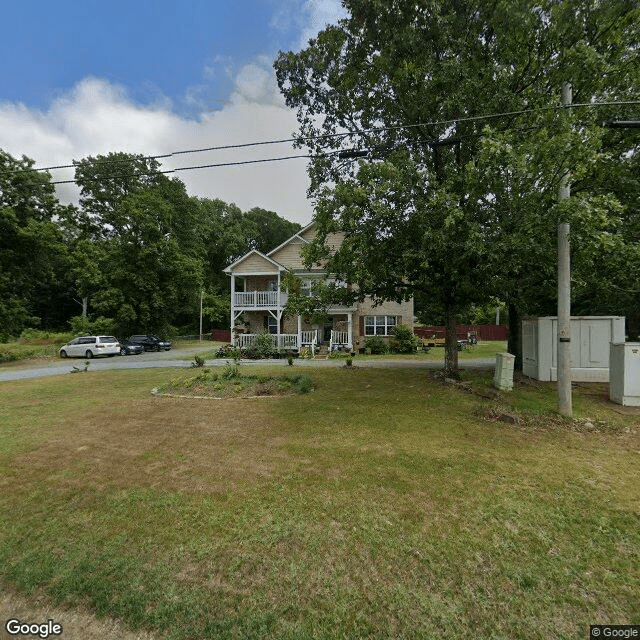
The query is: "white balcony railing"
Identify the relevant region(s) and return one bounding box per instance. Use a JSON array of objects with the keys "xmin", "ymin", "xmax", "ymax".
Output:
[{"xmin": 233, "ymin": 291, "xmax": 288, "ymax": 308}]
